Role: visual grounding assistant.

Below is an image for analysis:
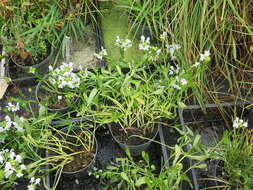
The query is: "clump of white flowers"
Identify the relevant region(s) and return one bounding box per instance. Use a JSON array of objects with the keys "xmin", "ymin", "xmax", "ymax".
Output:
[
  {"xmin": 172, "ymin": 76, "xmax": 187, "ymax": 90},
  {"xmin": 115, "ymin": 36, "xmax": 132, "ymax": 51},
  {"xmin": 200, "ymin": 50, "xmax": 211, "ymax": 62},
  {"xmin": 166, "ymin": 43, "xmax": 181, "ymax": 60},
  {"xmin": 139, "ymin": 35, "xmax": 150, "ymax": 51},
  {"xmin": 94, "ymin": 46, "xmax": 108, "ymax": 60},
  {"xmin": 49, "ymin": 62, "xmax": 81, "ymax": 89},
  {"xmin": 6, "ymin": 102, "xmax": 20, "ymax": 112},
  {"xmin": 233, "ymin": 117, "xmax": 248, "ymax": 128},
  {"xmin": 169, "ymin": 65, "xmax": 180, "ymax": 75},
  {"xmin": 0, "ymin": 115, "xmax": 24, "ymax": 134},
  {"xmin": 194, "ymin": 50, "xmax": 211, "ymax": 67},
  {"xmin": 27, "ymin": 177, "xmax": 41, "ymax": 190},
  {"xmin": 0, "ymin": 149, "xmax": 27, "ymax": 181}
]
